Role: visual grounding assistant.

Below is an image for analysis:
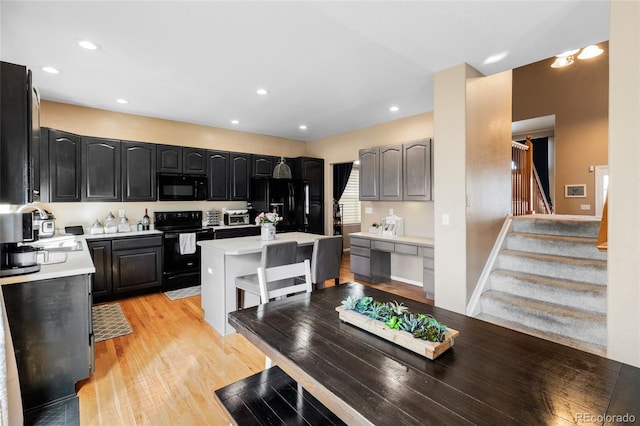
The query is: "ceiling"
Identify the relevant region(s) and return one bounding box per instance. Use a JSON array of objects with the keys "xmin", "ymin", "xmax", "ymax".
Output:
[{"xmin": 1, "ymin": 1, "xmax": 609, "ymax": 142}]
